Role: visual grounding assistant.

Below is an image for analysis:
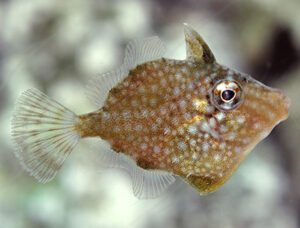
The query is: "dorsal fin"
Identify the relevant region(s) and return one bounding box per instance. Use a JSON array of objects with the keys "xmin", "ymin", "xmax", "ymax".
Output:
[
  {"xmin": 123, "ymin": 36, "xmax": 166, "ymax": 70},
  {"xmin": 86, "ymin": 37, "xmax": 165, "ymax": 108},
  {"xmin": 183, "ymin": 23, "xmax": 215, "ymax": 64}
]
